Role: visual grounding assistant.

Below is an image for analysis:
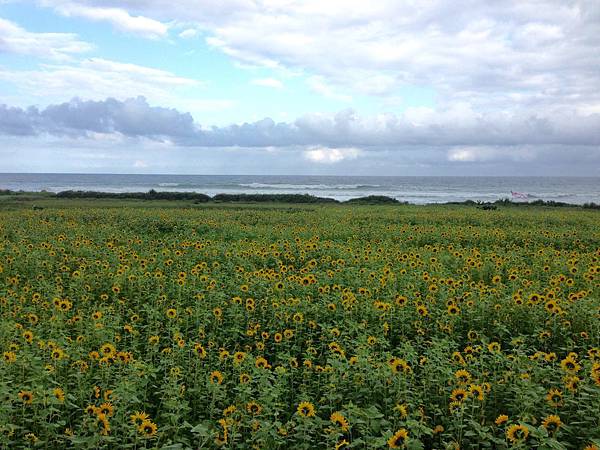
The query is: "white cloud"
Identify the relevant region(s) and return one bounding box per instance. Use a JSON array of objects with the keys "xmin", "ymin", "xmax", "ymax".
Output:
[
  {"xmin": 447, "ymin": 146, "xmax": 537, "ymax": 163},
  {"xmin": 133, "ymin": 159, "xmax": 148, "ymax": 168},
  {"xmin": 0, "ymin": 57, "xmax": 200, "ymax": 106},
  {"xmin": 303, "ymin": 146, "xmax": 361, "ymax": 163},
  {"xmin": 62, "ymin": 0, "xmax": 599, "ymax": 115},
  {"xmin": 48, "ymin": 2, "xmax": 169, "ymax": 39},
  {"xmin": 306, "ymin": 76, "xmax": 351, "ymax": 102},
  {"xmin": 0, "ymin": 17, "xmax": 92, "ymax": 60},
  {"xmin": 250, "ymin": 78, "xmax": 283, "ymax": 89},
  {"xmin": 178, "ymin": 28, "xmax": 198, "ymax": 39}
]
